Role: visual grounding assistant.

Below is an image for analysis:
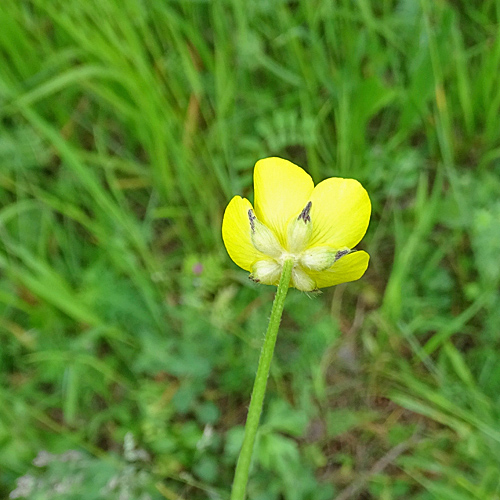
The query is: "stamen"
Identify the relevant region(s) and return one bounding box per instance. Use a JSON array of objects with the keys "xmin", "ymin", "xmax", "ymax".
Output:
[
  {"xmin": 248, "ymin": 209, "xmax": 256, "ymax": 233},
  {"xmin": 297, "ymin": 201, "xmax": 312, "ymax": 223}
]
